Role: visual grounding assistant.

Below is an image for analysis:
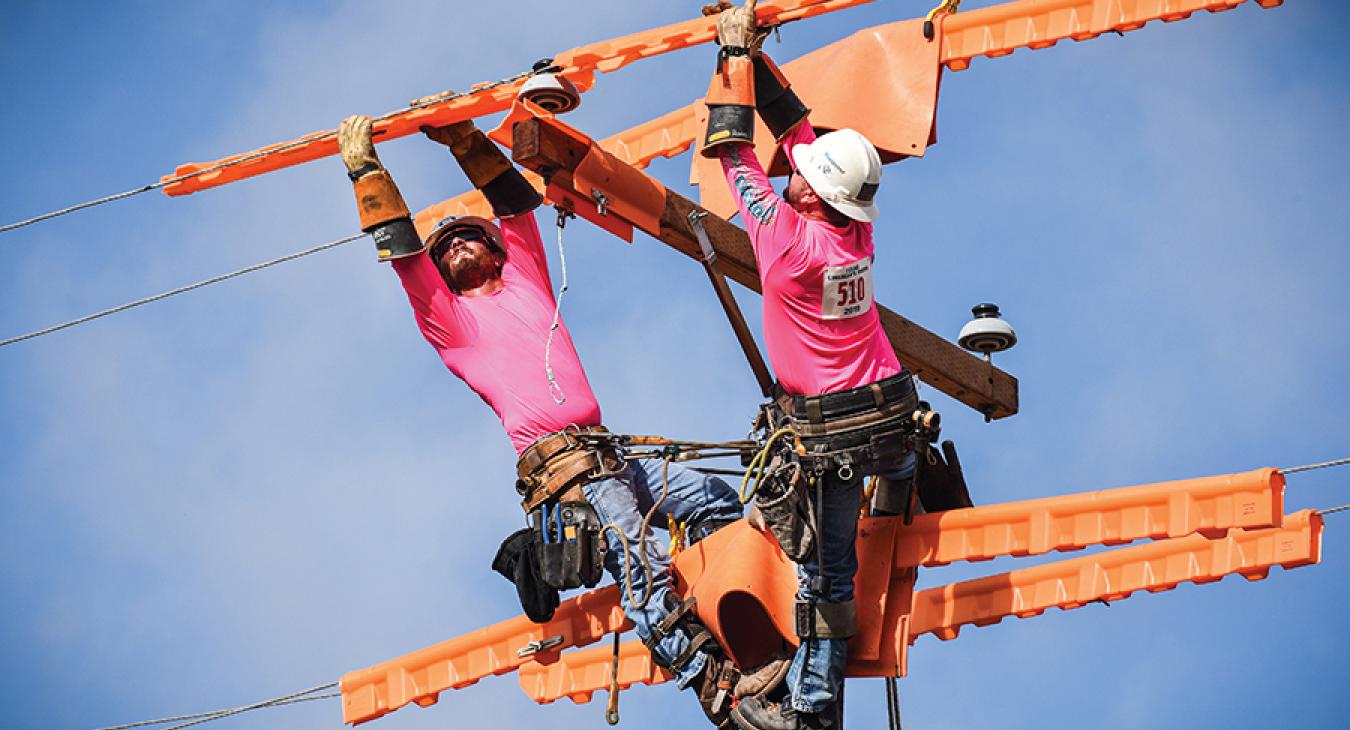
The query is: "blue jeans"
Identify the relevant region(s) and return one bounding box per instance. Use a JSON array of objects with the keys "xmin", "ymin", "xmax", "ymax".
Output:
[
  {"xmin": 581, "ymin": 458, "xmax": 742, "ymax": 687},
  {"xmin": 787, "ymin": 451, "xmax": 915, "ymax": 714}
]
